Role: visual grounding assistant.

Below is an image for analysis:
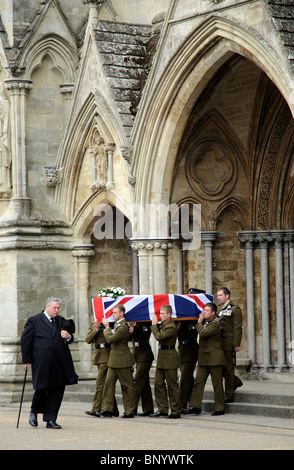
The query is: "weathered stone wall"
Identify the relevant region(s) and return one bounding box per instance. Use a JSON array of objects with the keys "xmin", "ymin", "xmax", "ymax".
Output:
[
  {"xmin": 0, "ymin": 247, "xmax": 76, "ymax": 394},
  {"xmin": 89, "ymin": 237, "xmax": 133, "ymax": 300}
]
